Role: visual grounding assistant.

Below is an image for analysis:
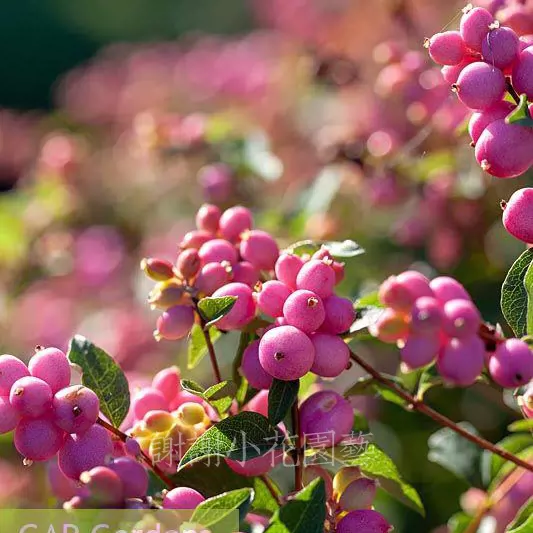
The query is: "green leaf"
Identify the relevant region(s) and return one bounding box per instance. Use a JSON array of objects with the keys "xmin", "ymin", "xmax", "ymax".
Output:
[
  {"xmin": 265, "ymin": 478, "xmax": 326, "ymax": 533},
  {"xmin": 233, "ymin": 331, "xmax": 254, "ymax": 406},
  {"xmin": 205, "ymin": 381, "xmax": 238, "ymax": 416},
  {"xmin": 508, "ymin": 418, "xmax": 533, "ymax": 433},
  {"xmin": 299, "ymin": 372, "xmax": 317, "ymax": 397},
  {"xmin": 447, "ymin": 512, "xmax": 473, "ymax": 533},
  {"xmin": 508, "ymin": 510, "xmax": 533, "ymax": 533},
  {"xmin": 188, "ymin": 324, "xmax": 222, "ymax": 369},
  {"xmin": 252, "ymin": 476, "xmax": 282, "ymax": 515},
  {"xmin": 349, "ymin": 307, "xmax": 384, "ymax": 335},
  {"xmin": 268, "ymin": 379, "xmax": 299, "ymax": 426},
  {"xmin": 324, "ymin": 443, "xmax": 424, "ymax": 515},
  {"xmin": 507, "ymin": 500, "xmax": 533, "ymax": 531},
  {"xmin": 285, "ymin": 239, "xmax": 364, "ymax": 259},
  {"xmin": 181, "ymin": 379, "xmax": 205, "ymax": 396},
  {"xmin": 427, "ymin": 423, "xmax": 482, "ymax": 486},
  {"xmin": 285, "ymin": 239, "xmax": 320, "ymax": 257},
  {"xmin": 197, "ymin": 296, "xmax": 237, "ymax": 326},
  {"xmin": 355, "ymin": 292, "xmax": 383, "ymax": 309},
  {"xmin": 67, "ymin": 335, "xmax": 130, "ymax": 428},
  {"xmin": 416, "ymin": 365, "xmax": 444, "ymax": 399},
  {"xmin": 344, "ymin": 376, "xmax": 408, "ymax": 408},
  {"xmin": 525, "ymin": 260, "xmax": 533, "ymax": 335},
  {"xmin": 501, "ymin": 249, "xmax": 533, "ymax": 337},
  {"xmin": 506, "ymin": 93, "xmax": 533, "ymax": 127},
  {"xmin": 179, "ymin": 412, "xmax": 285, "ymax": 468},
  {"xmin": 191, "ymin": 488, "xmax": 253, "ymax": 531}
]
